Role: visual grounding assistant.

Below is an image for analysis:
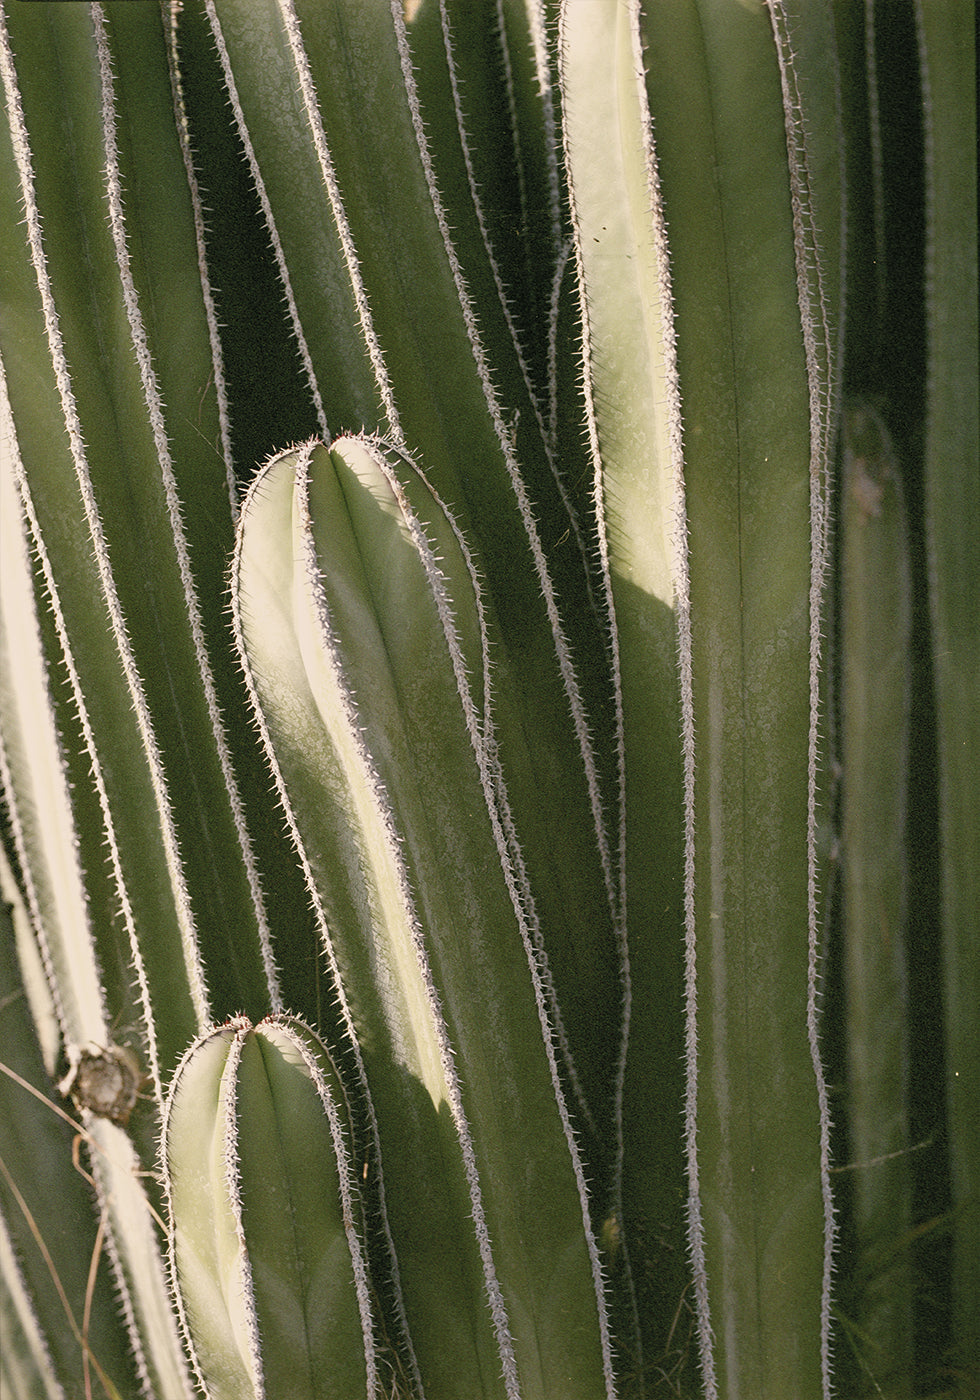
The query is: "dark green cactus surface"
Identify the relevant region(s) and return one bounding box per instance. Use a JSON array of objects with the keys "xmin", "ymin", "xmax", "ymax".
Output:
[{"xmin": 0, "ymin": 3, "xmax": 975, "ymax": 1398}]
